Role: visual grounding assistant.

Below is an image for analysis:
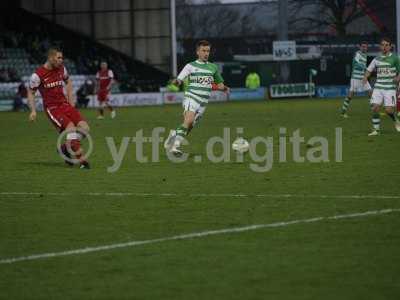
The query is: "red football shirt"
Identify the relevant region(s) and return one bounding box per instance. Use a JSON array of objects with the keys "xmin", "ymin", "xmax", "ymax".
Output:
[
  {"xmin": 96, "ymin": 69, "xmax": 114, "ymax": 91},
  {"xmin": 29, "ymin": 65, "xmax": 69, "ymax": 108}
]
